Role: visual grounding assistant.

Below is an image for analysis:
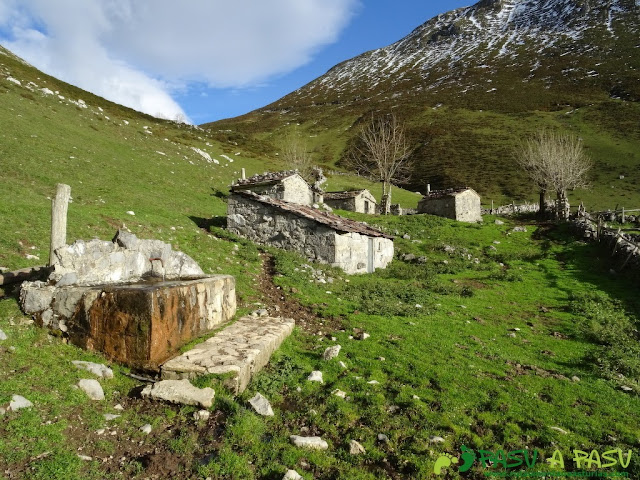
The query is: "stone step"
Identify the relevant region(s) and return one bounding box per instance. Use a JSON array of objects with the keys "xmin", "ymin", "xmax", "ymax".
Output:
[{"xmin": 160, "ymin": 316, "xmax": 295, "ymax": 395}]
